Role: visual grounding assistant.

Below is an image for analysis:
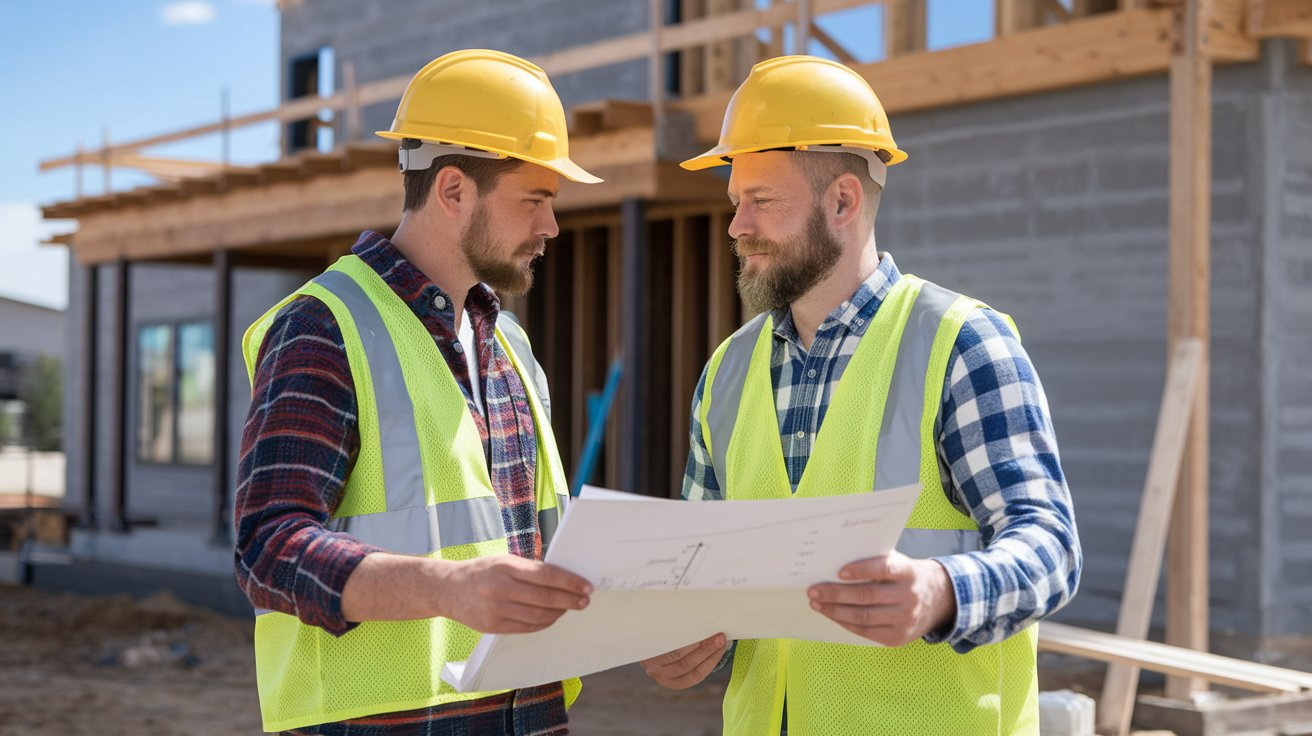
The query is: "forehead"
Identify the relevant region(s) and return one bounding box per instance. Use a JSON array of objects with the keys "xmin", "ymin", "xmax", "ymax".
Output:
[
  {"xmin": 497, "ymin": 161, "xmax": 560, "ymax": 191},
  {"xmin": 727, "ymin": 151, "xmax": 804, "ymax": 194}
]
